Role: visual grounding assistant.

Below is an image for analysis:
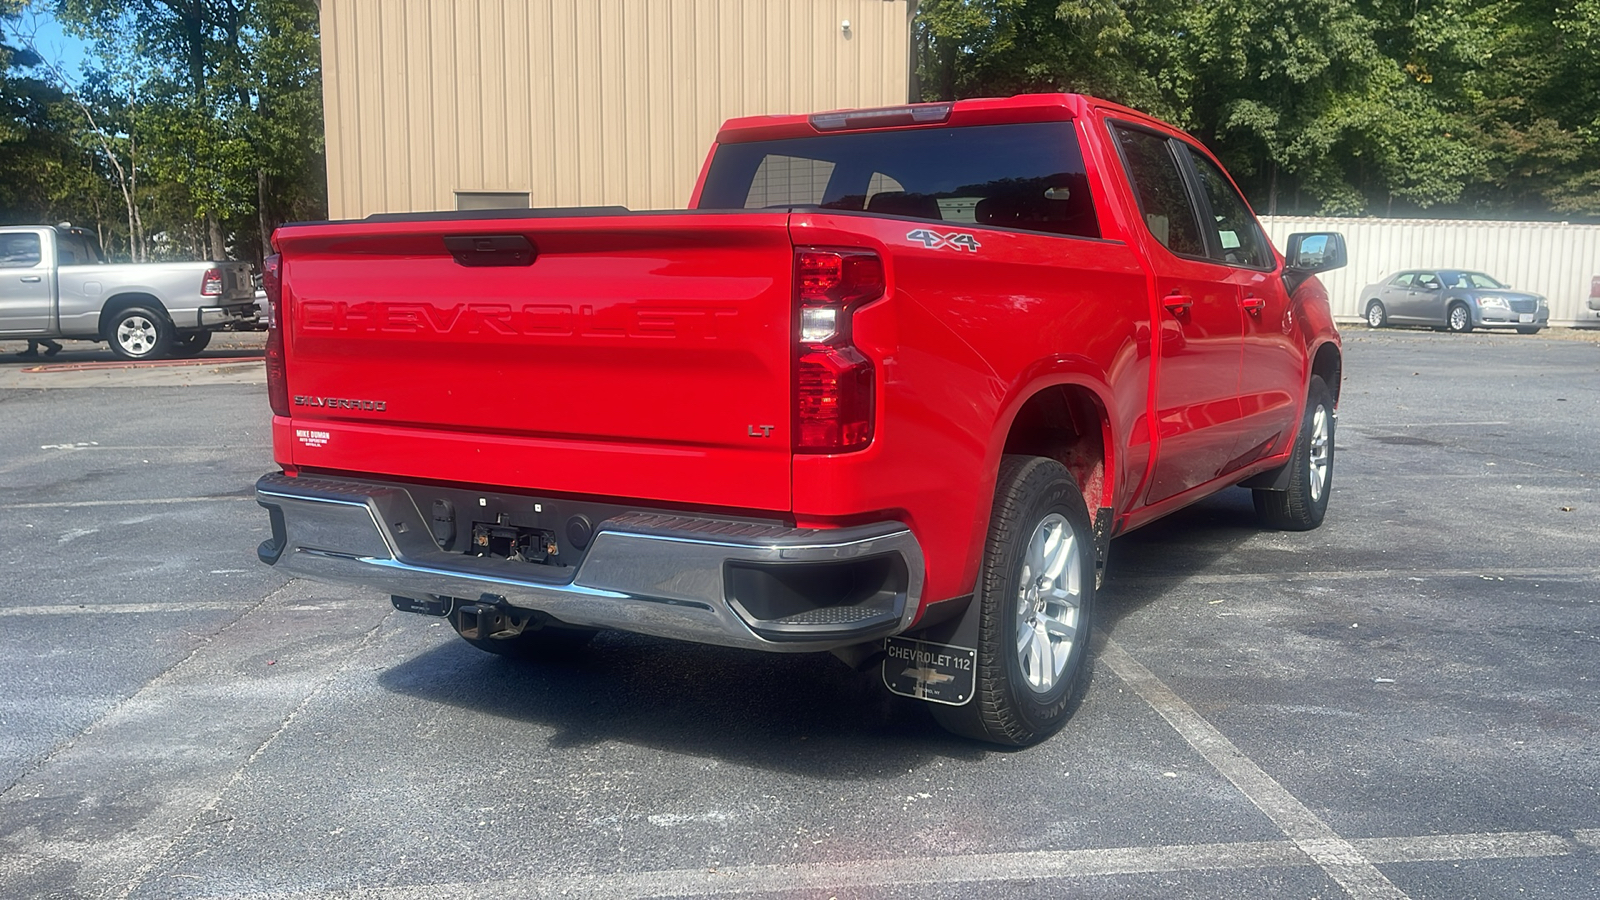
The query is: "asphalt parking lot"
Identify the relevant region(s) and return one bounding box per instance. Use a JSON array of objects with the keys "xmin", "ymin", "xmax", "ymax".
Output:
[{"xmin": 1, "ymin": 327, "xmax": 1597, "ymax": 899}]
